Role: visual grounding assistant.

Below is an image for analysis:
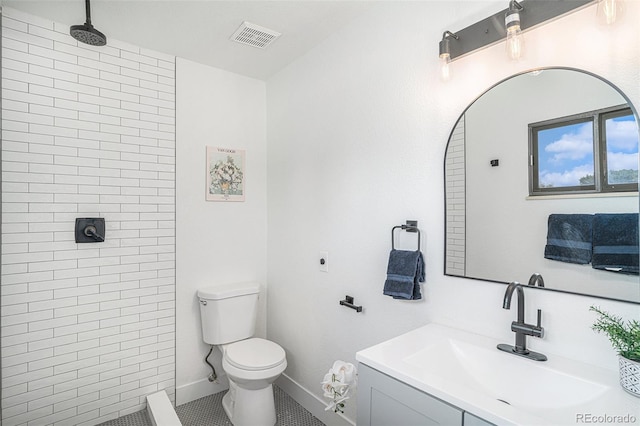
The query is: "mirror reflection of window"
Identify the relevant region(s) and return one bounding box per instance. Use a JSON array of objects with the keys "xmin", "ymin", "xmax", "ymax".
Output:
[
  {"xmin": 529, "ymin": 106, "xmax": 639, "ymax": 195},
  {"xmin": 604, "ymin": 110, "xmax": 639, "ymax": 188},
  {"xmin": 535, "ymin": 120, "xmax": 595, "ymax": 191}
]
